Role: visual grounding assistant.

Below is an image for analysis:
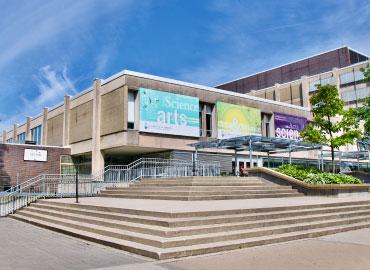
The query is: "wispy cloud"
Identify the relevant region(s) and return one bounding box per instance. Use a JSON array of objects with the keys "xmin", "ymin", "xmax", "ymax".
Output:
[
  {"xmin": 0, "ymin": 65, "xmax": 76, "ymax": 130},
  {"xmin": 177, "ymin": 0, "xmax": 370, "ymax": 86}
]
